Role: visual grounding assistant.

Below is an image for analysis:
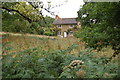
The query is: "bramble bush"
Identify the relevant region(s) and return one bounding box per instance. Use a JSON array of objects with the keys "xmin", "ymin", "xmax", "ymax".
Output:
[{"xmin": 2, "ymin": 42, "xmax": 118, "ymax": 78}]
